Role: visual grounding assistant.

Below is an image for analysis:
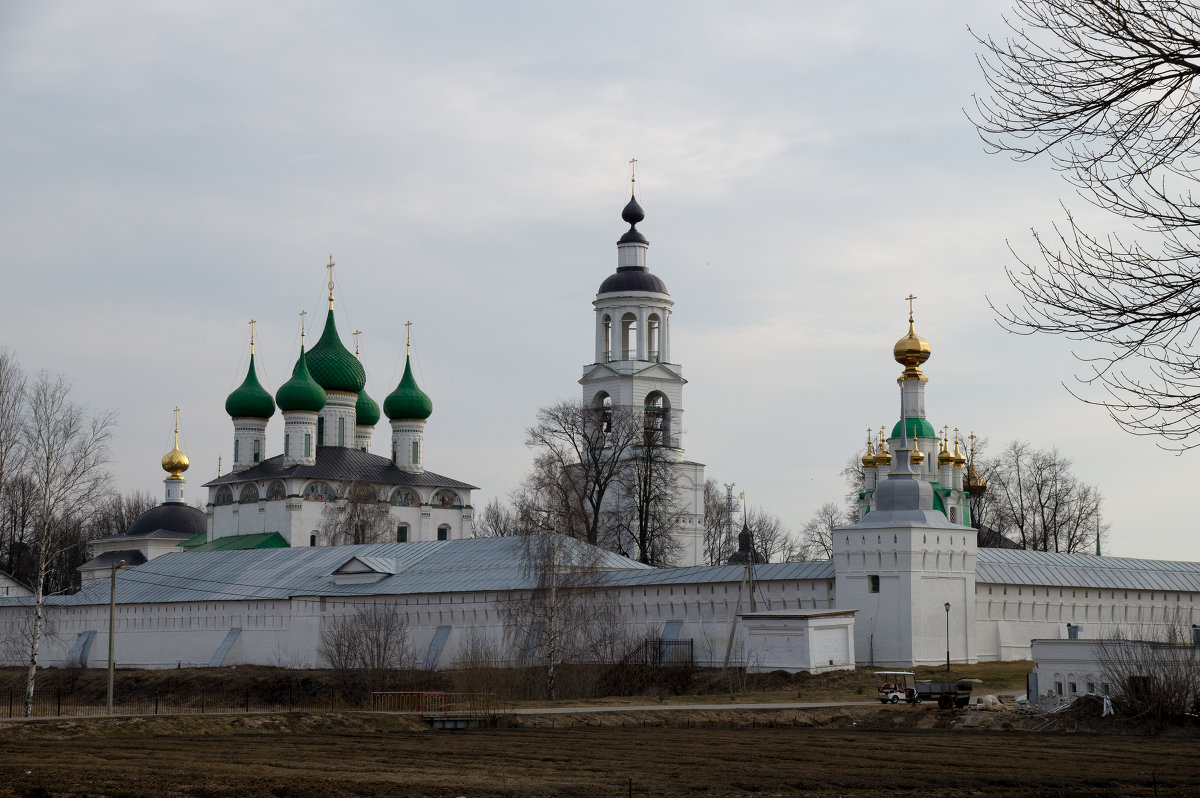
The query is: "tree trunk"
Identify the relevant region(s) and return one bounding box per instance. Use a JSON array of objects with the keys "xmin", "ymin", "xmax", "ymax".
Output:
[{"xmin": 23, "ymin": 568, "xmax": 45, "ymax": 718}]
